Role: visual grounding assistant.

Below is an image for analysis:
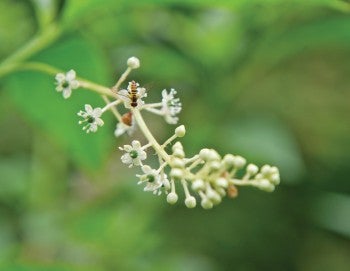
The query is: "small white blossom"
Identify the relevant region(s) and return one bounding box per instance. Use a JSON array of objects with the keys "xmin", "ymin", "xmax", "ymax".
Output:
[
  {"xmin": 137, "ymin": 165, "xmax": 167, "ymax": 195},
  {"xmin": 114, "ymin": 111, "xmax": 136, "ymax": 137},
  {"xmin": 114, "ymin": 122, "xmax": 136, "ymax": 137},
  {"xmin": 77, "ymin": 104, "xmax": 104, "ymax": 133},
  {"xmin": 118, "ymin": 81, "xmax": 147, "ymax": 109},
  {"xmin": 119, "ymin": 140, "xmax": 146, "ymax": 167},
  {"xmin": 161, "ymin": 89, "xmax": 182, "ymax": 124},
  {"xmin": 55, "ymin": 69, "xmax": 79, "ymax": 99}
]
